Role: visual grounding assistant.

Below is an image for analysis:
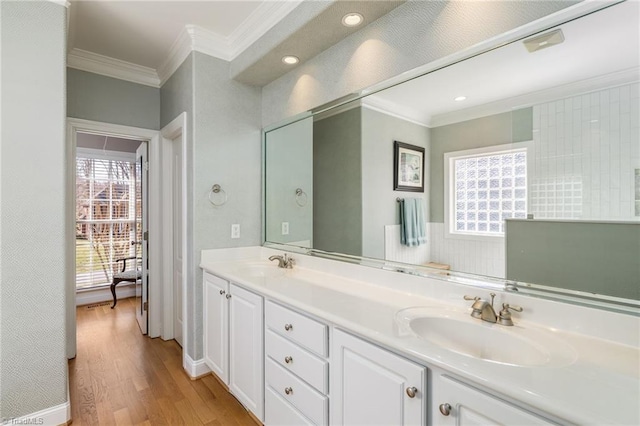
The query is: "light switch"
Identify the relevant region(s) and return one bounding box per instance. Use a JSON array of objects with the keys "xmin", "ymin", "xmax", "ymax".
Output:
[
  {"xmin": 282, "ymin": 222, "xmax": 289, "ymax": 235},
  {"xmin": 231, "ymin": 224, "xmax": 240, "ymax": 239}
]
